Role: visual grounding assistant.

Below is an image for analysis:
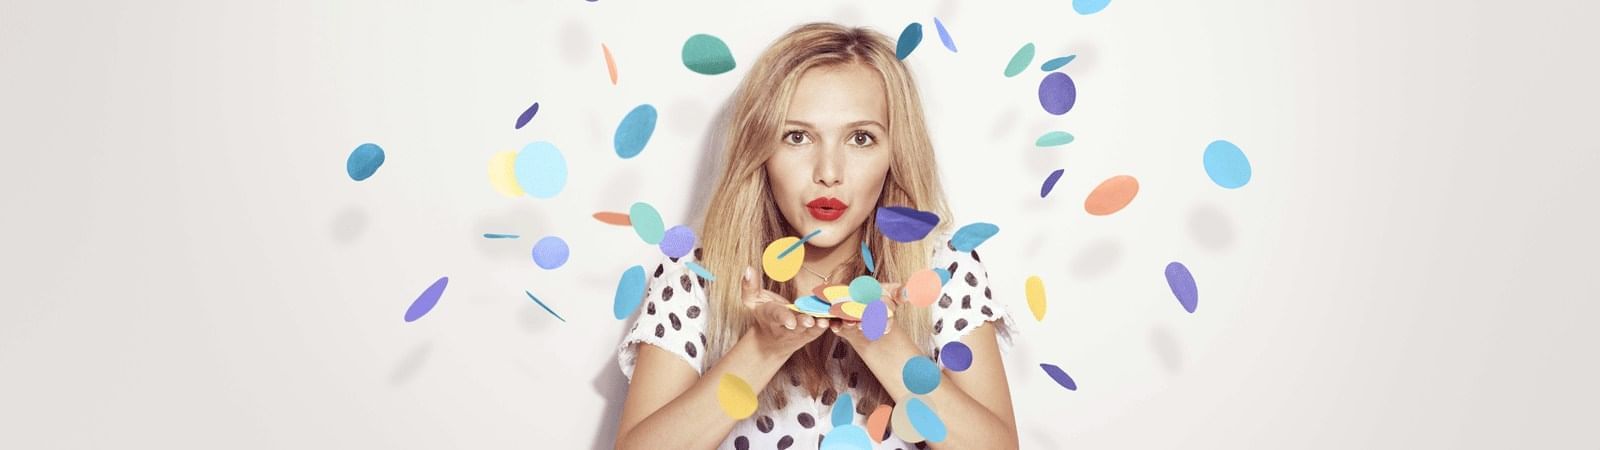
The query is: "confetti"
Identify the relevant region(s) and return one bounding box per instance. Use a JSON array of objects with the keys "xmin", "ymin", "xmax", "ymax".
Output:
[
  {"xmin": 404, "ymin": 276, "xmax": 448, "ymax": 322},
  {"xmin": 904, "ymin": 396, "xmax": 947, "ymax": 442},
  {"xmin": 531, "ymin": 236, "xmax": 569, "ymax": 269},
  {"xmin": 940, "ymin": 341, "xmax": 973, "ymax": 372},
  {"xmin": 628, "ymin": 202, "xmax": 665, "ymax": 244},
  {"xmin": 895, "ymin": 22, "xmax": 923, "ymax": 60},
  {"xmin": 1025, "ymin": 275, "xmax": 1046, "ymax": 321},
  {"xmin": 487, "ymin": 150, "xmax": 526, "ymax": 198},
  {"xmin": 514, "ymin": 101, "xmax": 539, "ymax": 129},
  {"xmin": 1040, "ymin": 363, "xmax": 1077, "ymax": 390},
  {"xmin": 762, "ymin": 236, "xmax": 804, "ymax": 282},
  {"xmin": 1039, "ymin": 72, "xmax": 1077, "ymax": 115},
  {"xmin": 875, "ymin": 206, "xmax": 940, "ymax": 243},
  {"xmin": 933, "ymin": 18, "xmax": 957, "ymax": 52},
  {"xmin": 614, "ymin": 104, "xmax": 657, "ymax": 159},
  {"xmin": 659, "ymin": 225, "xmax": 697, "ymax": 259},
  {"xmin": 592, "ymin": 211, "xmax": 631, "ymax": 226},
  {"xmin": 1084, "ymin": 175, "xmax": 1139, "ymax": 216},
  {"xmin": 524, "ymin": 290, "xmax": 566, "ymax": 322},
  {"xmin": 778, "ymin": 228, "xmax": 822, "ymax": 259},
  {"xmin": 905, "ymin": 269, "xmax": 941, "ymax": 307},
  {"xmin": 933, "ymin": 268, "xmax": 951, "ymax": 286},
  {"xmin": 795, "ymin": 295, "xmax": 833, "ymax": 315},
  {"xmin": 820, "ymin": 424, "xmax": 873, "ymax": 450},
  {"xmin": 1004, "ymin": 43, "xmax": 1035, "ymax": 78},
  {"xmin": 1165, "ymin": 262, "xmax": 1198, "ymax": 313},
  {"xmin": 512, "ymin": 141, "xmax": 568, "ymax": 199},
  {"xmin": 1040, "ymin": 55, "xmax": 1077, "ymax": 71},
  {"xmin": 890, "ymin": 400, "xmax": 925, "ymax": 443},
  {"xmin": 346, "ymin": 143, "xmax": 385, "ymax": 181},
  {"xmin": 848, "ymin": 275, "xmax": 882, "ymax": 303},
  {"xmin": 1073, "ymin": 0, "xmax": 1112, "ymax": 15},
  {"xmin": 717, "ymin": 373, "xmax": 758, "ymax": 419},
  {"xmin": 681, "ymin": 34, "xmax": 736, "ymax": 75},
  {"xmin": 1041, "ymin": 169, "xmax": 1065, "ymax": 198},
  {"xmin": 790, "ymin": 303, "xmax": 837, "ymax": 318},
  {"xmin": 949, "ymin": 222, "xmax": 999, "ymax": 252},
  {"xmin": 612, "ymin": 265, "xmax": 647, "ymax": 320},
  {"xmin": 866, "ymin": 404, "xmax": 892, "ymax": 444},
  {"xmin": 1203, "ymin": 139, "xmax": 1252, "ymax": 189},
  {"xmin": 822, "ymin": 285, "xmax": 852, "ymax": 302},
  {"xmin": 861, "ymin": 301, "xmax": 888, "ymax": 340},
  {"xmin": 685, "ymin": 261, "xmax": 716, "ymax": 281},
  {"xmin": 902, "ymin": 355, "xmax": 941, "ymax": 395},
  {"xmin": 832, "ymin": 392, "xmax": 855, "ymax": 426},
  {"xmin": 482, "ymin": 233, "xmax": 519, "ymax": 239},
  {"xmin": 601, "ymin": 43, "xmax": 618, "ymax": 85},
  {"xmin": 861, "ymin": 240, "xmax": 875, "ymax": 274},
  {"xmin": 1035, "ymin": 131, "xmax": 1075, "ymax": 147}
]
